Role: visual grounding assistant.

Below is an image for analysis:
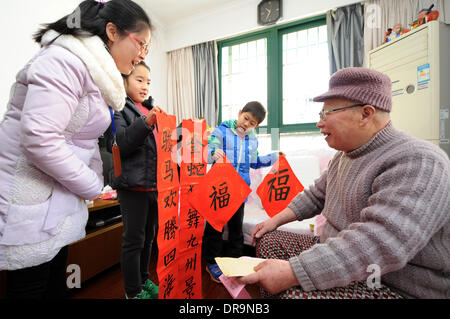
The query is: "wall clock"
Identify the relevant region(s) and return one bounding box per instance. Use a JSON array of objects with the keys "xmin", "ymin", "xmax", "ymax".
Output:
[{"xmin": 258, "ymin": 0, "xmax": 282, "ymax": 25}]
